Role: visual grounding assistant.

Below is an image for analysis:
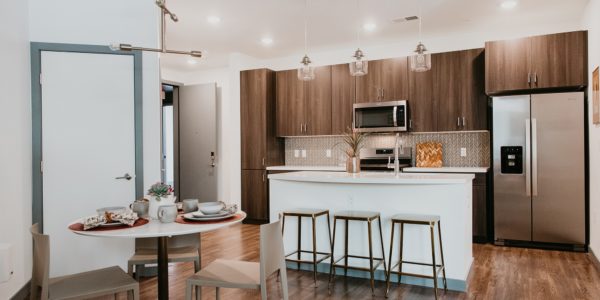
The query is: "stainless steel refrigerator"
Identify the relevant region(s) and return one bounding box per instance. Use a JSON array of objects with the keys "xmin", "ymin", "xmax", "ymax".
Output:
[{"xmin": 493, "ymin": 92, "xmax": 585, "ymax": 248}]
